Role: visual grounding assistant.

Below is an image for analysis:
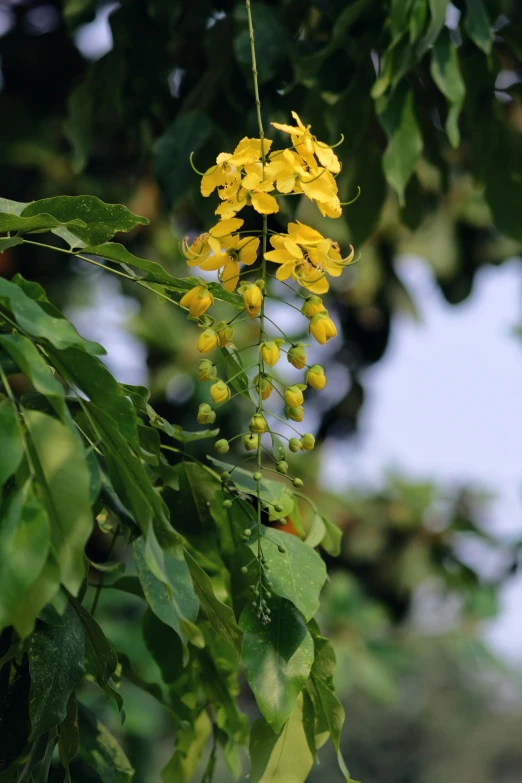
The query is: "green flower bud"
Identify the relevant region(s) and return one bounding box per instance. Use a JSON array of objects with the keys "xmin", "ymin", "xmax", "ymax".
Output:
[
  {"xmin": 253, "ymin": 471, "xmax": 262, "ymax": 481},
  {"xmin": 214, "ymin": 438, "xmax": 230, "ymax": 454},
  {"xmin": 301, "ymin": 295, "xmax": 326, "ymax": 318},
  {"xmin": 242, "ymin": 433, "xmax": 259, "ymax": 452},
  {"xmin": 241, "ymin": 566, "xmax": 248, "ymax": 574},
  {"xmin": 197, "ymin": 403, "xmax": 216, "ymax": 424},
  {"xmin": 287, "ymin": 344, "xmax": 307, "ymax": 370},
  {"xmin": 250, "ymin": 413, "xmax": 267, "ymax": 433},
  {"xmin": 289, "ymin": 437, "xmax": 302, "ymax": 453},
  {"xmin": 285, "ymin": 405, "xmax": 304, "ymax": 423},
  {"xmin": 198, "ymin": 359, "xmax": 217, "ymax": 382},
  {"xmin": 222, "ymin": 499, "xmax": 232, "ymax": 509},
  {"xmin": 278, "ymin": 545, "xmax": 286, "ymax": 553},
  {"xmin": 243, "ymin": 528, "xmax": 252, "ymax": 537},
  {"xmin": 221, "ymin": 471, "xmax": 231, "ymax": 482},
  {"xmin": 276, "ymin": 461, "xmax": 288, "ymax": 474},
  {"xmin": 292, "ymin": 477, "xmax": 304, "ymax": 488},
  {"xmin": 300, "ymin": 433, "xmax": 315, "ymax": 451},
  {"xmin": 274, "ymin": 503, "xmax": 284, "ymax": 513}
]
